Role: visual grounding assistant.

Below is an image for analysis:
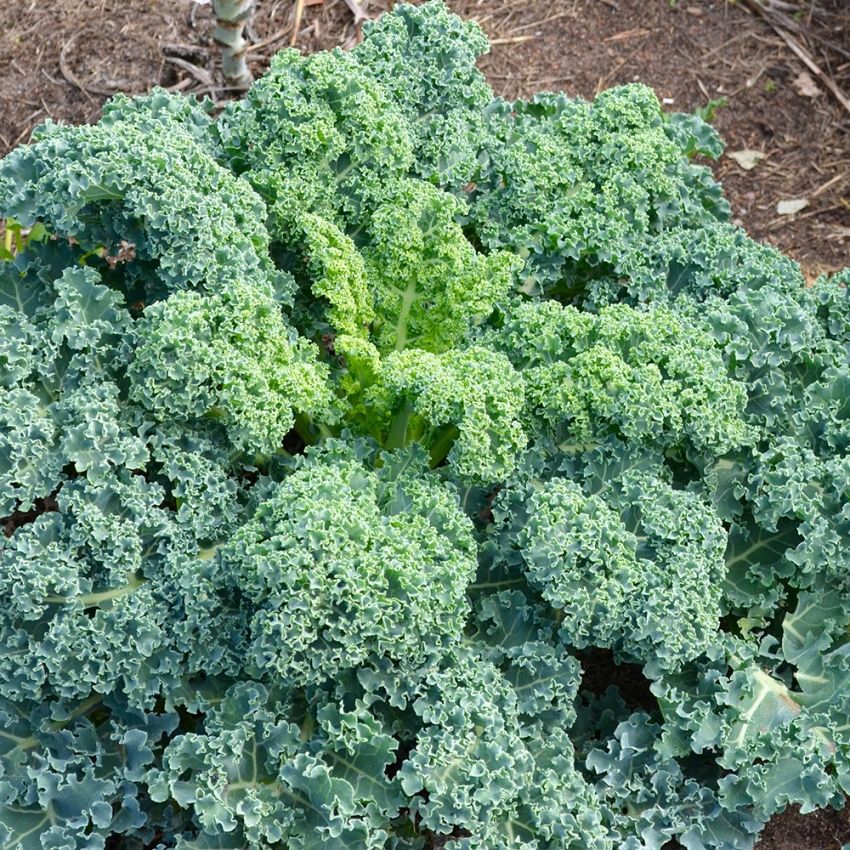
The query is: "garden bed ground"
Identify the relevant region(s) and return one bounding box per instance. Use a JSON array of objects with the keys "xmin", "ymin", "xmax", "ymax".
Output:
[
  {"xmin": 2, "ymin": 0, "xmax": 850, "ymax": 847},
  {"xmin": 2, "ymin": 0, "xmax": 849, "ymax": 274}
]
